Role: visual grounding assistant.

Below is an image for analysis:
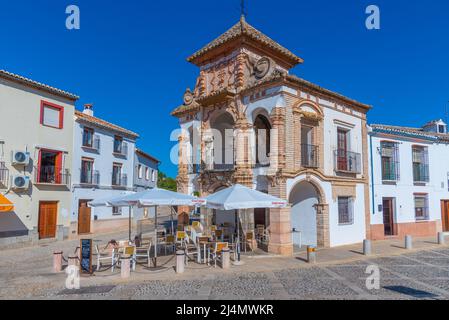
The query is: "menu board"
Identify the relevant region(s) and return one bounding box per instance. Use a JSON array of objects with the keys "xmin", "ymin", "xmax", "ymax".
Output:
[{"xmin": 80, "ymin": 239, "xmax": 92, "ymax": 274}]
